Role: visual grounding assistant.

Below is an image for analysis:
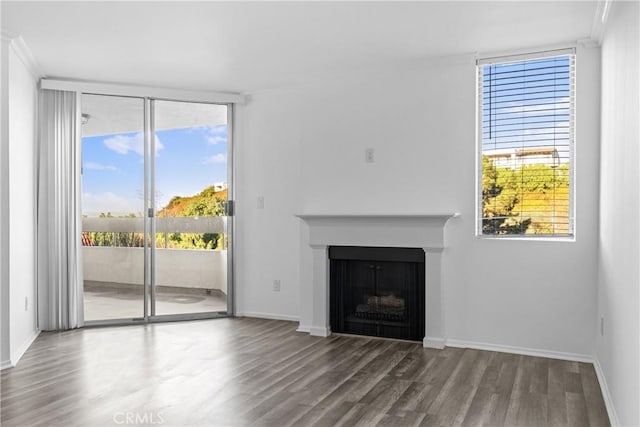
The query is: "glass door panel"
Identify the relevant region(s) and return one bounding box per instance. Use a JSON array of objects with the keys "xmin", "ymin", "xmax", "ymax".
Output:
[
  {"xmin": 81, "ymin": 94, "xmax": 146, "ymax": 321},
  {"xmin": 150, "ymin": 100, "xmax": 229, "ymax": 316}
]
